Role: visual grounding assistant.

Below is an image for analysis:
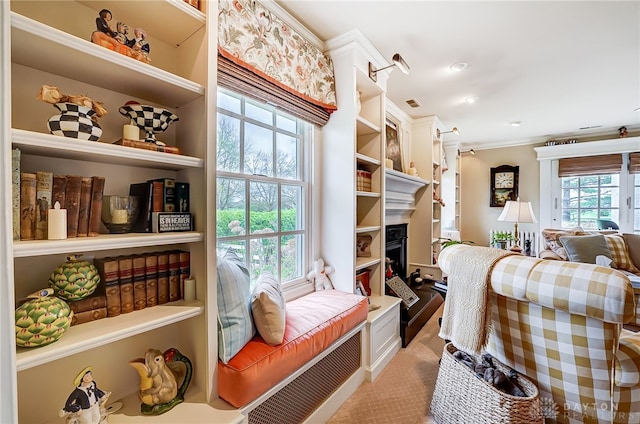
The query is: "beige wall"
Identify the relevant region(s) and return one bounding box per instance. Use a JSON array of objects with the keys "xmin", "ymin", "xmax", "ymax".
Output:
[{"xmin": 460, "ymin": 145, "xmax": 540, "ymax": 246}]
